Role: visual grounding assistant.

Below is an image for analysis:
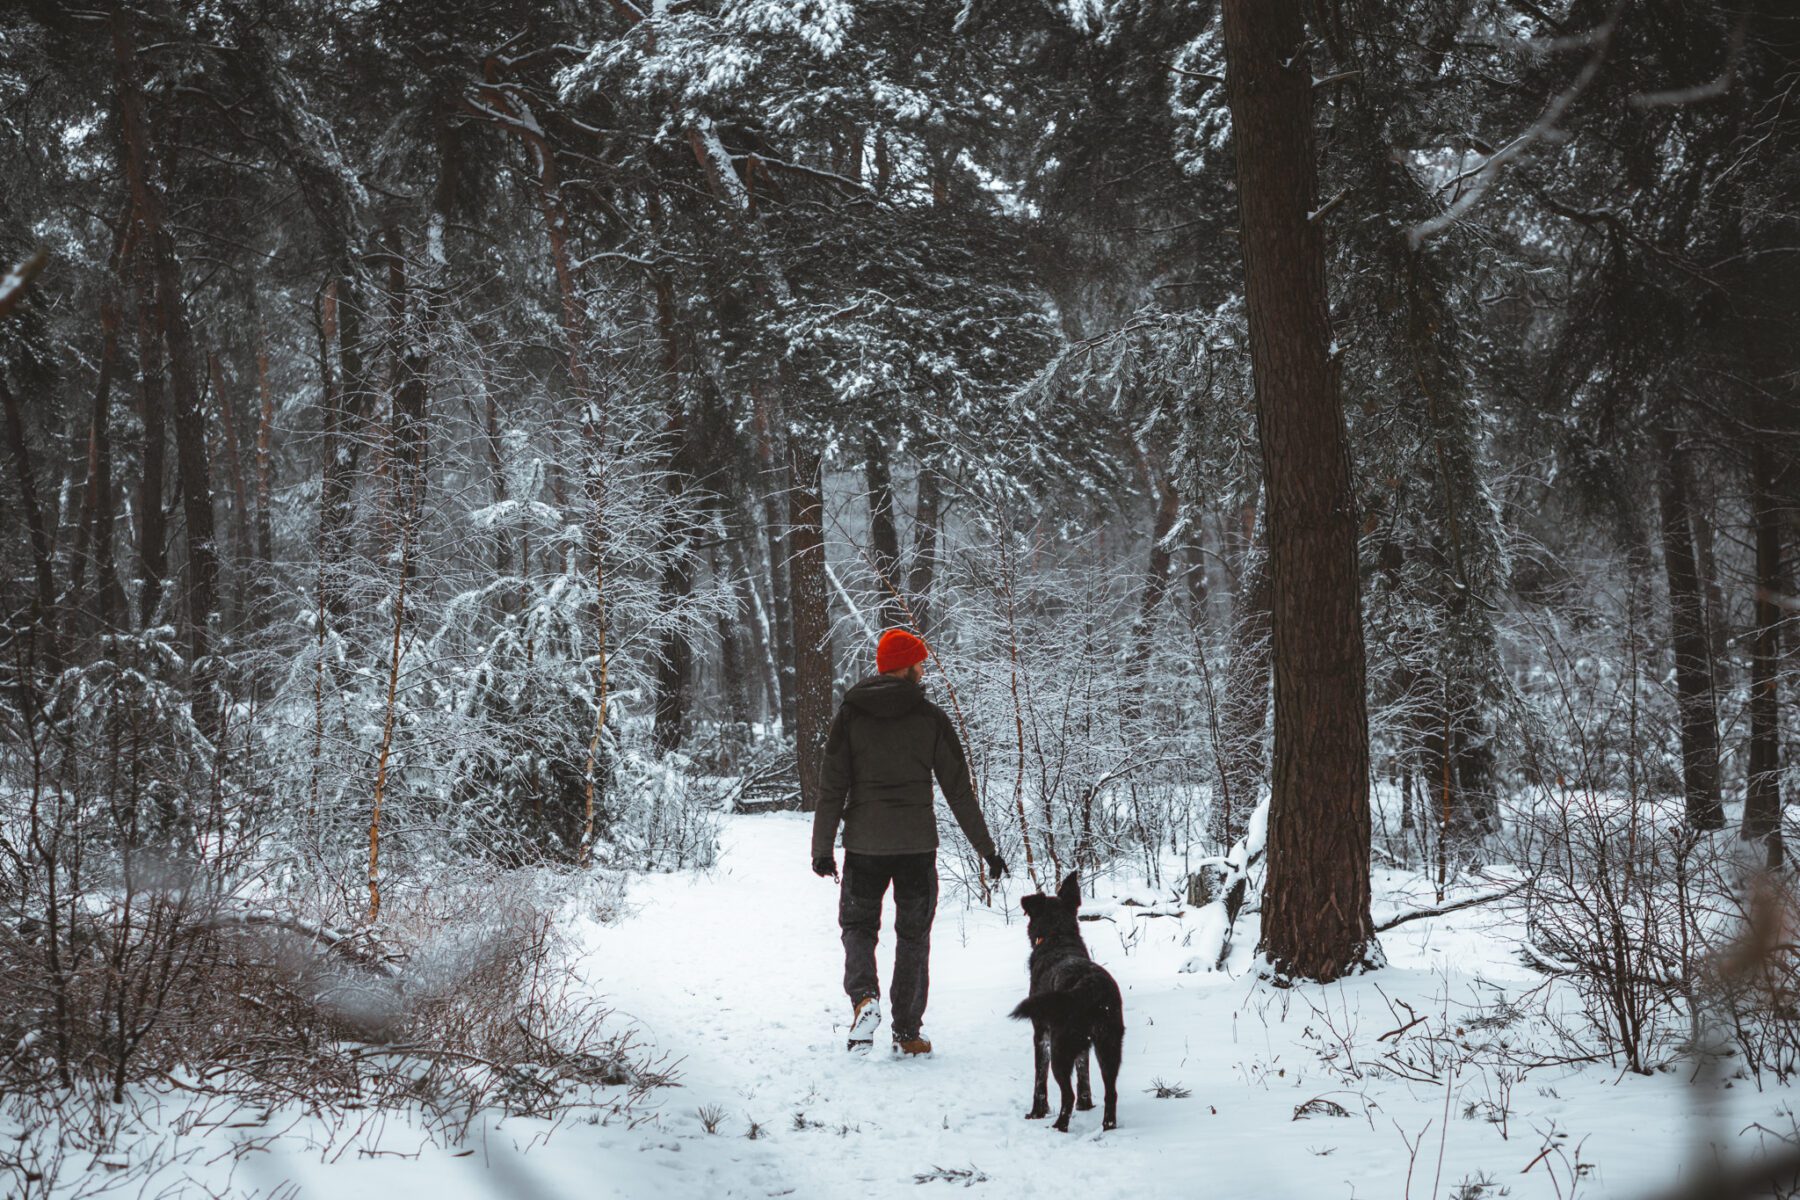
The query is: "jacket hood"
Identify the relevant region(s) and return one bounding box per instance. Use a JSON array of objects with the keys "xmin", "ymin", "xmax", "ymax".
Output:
[{"xmin": 842, "ymin": 674, "xmax": 927, "ymax": 719}]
